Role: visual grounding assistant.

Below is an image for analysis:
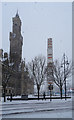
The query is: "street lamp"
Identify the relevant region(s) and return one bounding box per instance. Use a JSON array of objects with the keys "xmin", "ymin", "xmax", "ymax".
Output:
[{"xmin": 61, "ymin": 53, "xmax": 69, "ymax": 100}]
